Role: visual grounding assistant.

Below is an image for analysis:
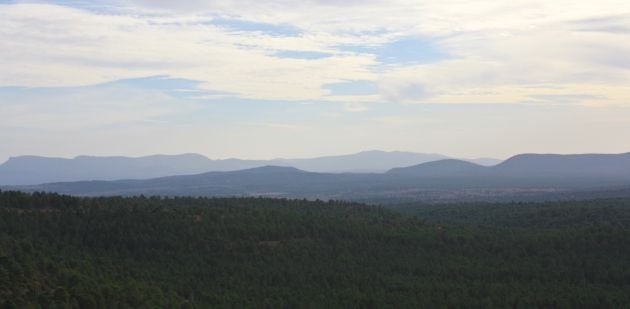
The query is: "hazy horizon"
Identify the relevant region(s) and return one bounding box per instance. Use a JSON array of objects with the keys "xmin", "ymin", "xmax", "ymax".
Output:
[
  {"xmin": 0, "ymin": 149, "xmax": 456, "ymax": 162},
  {"xmin": 2, "ymin": 1, "xmax": 630, "ymax": 163},
  {"xmin": 6, "ymin": 148, "xmax": 630, "ymax": 165},
  {"xmin": 0, "ymin": 149, "xmax": 630, "ymax": 164},
  {"xmin": 1, "ymin": 148, "xmax": 630, "ymax": 163}
]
